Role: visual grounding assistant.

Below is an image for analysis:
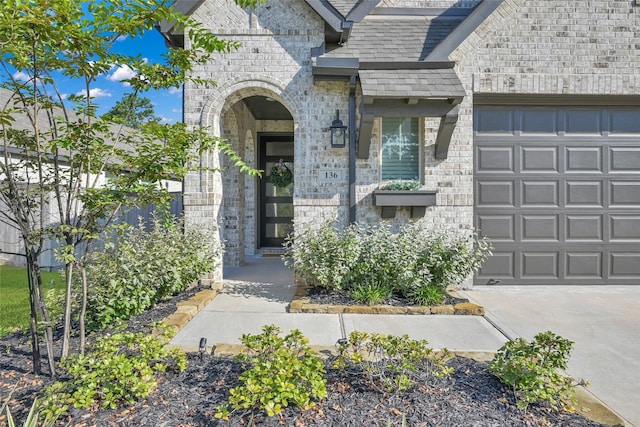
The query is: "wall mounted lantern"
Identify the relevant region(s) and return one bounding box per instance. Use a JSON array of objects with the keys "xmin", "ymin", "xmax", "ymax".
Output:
[{"xmin": 330, "ymin": 109, "xmax": 347, "ymax": 148}]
